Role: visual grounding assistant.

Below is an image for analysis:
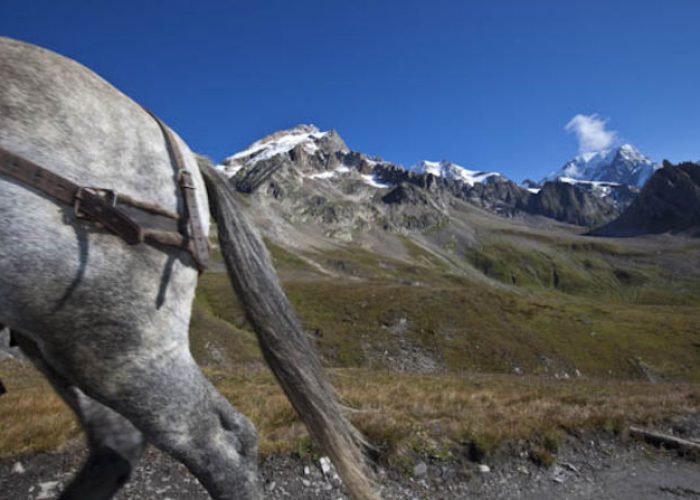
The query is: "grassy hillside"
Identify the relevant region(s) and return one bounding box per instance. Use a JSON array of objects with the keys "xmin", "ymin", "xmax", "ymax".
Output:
[{"xmin": 191, "ymin": 226, "xmax": 700, "ymax": 382}]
